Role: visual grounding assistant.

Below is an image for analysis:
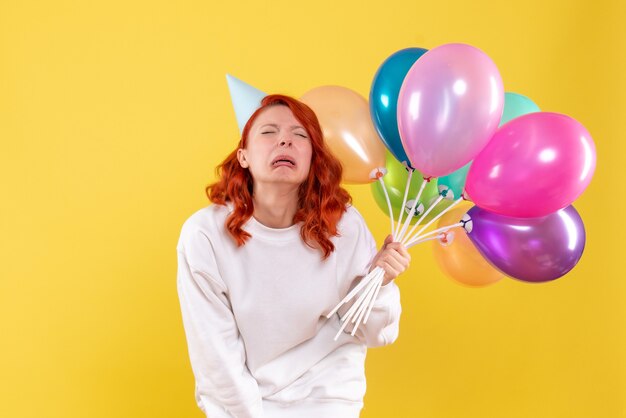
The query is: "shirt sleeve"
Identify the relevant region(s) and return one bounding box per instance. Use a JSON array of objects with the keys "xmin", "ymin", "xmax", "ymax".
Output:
[
  {"xmin": 176, "ymin": 223, "xmax": 264, "ymax": 418},
  {"xmin": 337, "ymin": 207, "xmax": 402, "ymax": 348}
]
